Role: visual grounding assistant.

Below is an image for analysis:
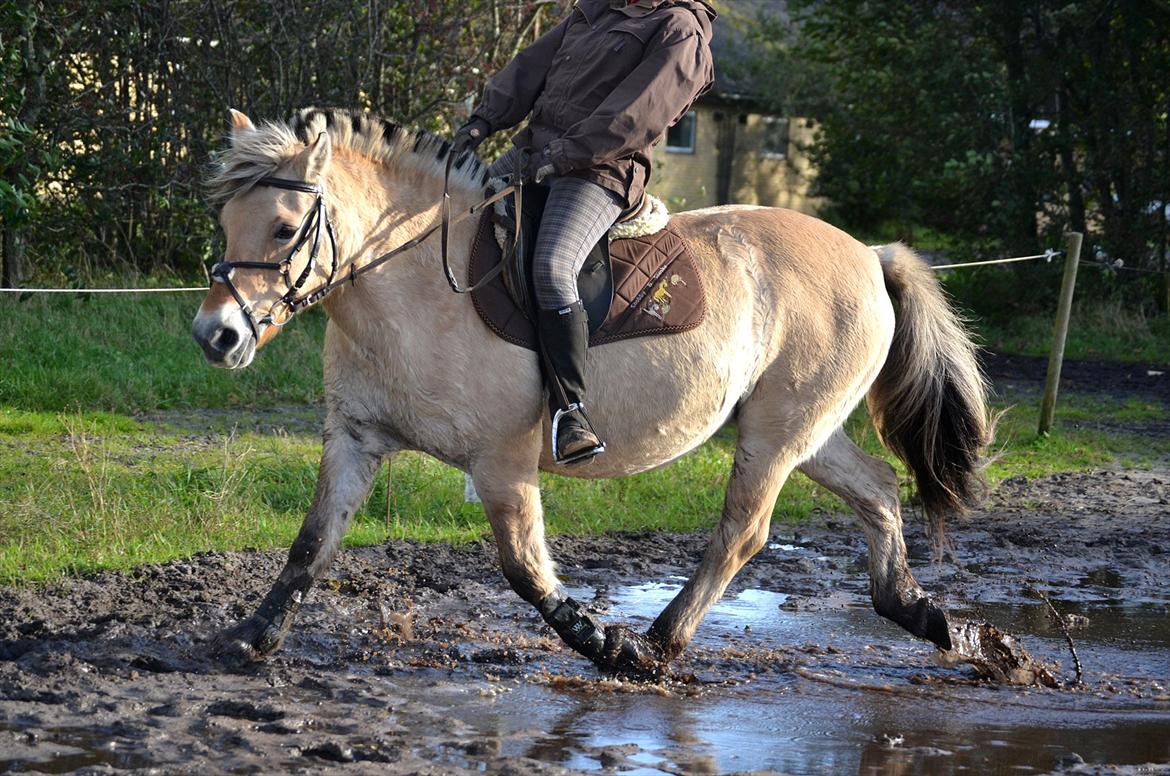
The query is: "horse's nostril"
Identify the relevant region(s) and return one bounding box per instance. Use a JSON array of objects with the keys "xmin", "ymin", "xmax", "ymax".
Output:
[{"xmin": 211, "ymin": 326, "xmax": 240, "ymax": 353}]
